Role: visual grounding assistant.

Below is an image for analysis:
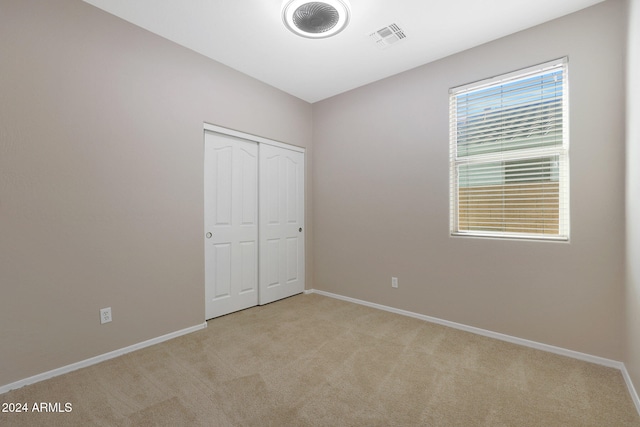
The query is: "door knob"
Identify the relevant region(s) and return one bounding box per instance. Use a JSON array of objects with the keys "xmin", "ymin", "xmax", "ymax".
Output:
[
  {"xmin": 206, "ymin": 232, "xmax": 212, "ymax": 239},
  {"xmin": 299, "ymin": 228, "xmax": 302, "ymax": 232}
]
